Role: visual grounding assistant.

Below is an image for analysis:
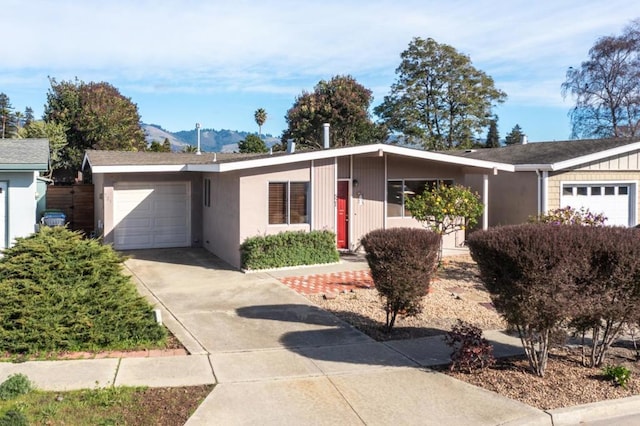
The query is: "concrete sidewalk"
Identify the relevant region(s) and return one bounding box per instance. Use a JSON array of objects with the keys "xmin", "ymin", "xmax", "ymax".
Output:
[{"xmin": 1, "ymin": 248, "xmax": 638, "ymax": 425}]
